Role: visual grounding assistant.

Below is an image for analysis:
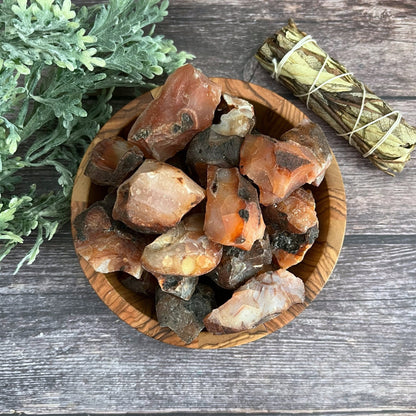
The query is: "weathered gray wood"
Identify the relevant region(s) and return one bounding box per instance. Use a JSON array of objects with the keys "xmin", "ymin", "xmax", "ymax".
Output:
[
  {"xmin": 1, "ymin": 230, "xmax": 416, "ymax": 413},
  {"xmin": 72, "ymin": 0, "xmax": 416, "ymax": 96},
  {"xmin": 157, "ymin": 0, "xmax": 416, "ymax": 97},
  {"xmin": 1, "ymin": 0, "xmax": 416, "ymax": 413}
]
